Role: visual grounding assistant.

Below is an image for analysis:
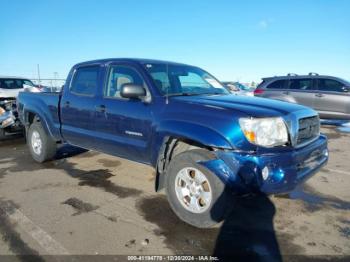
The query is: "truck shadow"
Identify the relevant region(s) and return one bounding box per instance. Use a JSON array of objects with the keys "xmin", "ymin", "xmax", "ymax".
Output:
[
  {"xmin": 55, "ymin": 144, "xmax": 88, "ymax": 159},
  {"xmin": 136, "ymin": 193, "xmax": 283, "ymax": 261},
  {"xmin": 0, "ymin": 141, "xmax": 303, "ymax": 259},
  {"xmin": 212, "ymin": 193, "xmax": 281, "ymax": 262}
]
